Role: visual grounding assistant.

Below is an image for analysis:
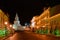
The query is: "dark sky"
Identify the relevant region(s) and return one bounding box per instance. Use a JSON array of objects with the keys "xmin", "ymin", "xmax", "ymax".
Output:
[{"xmin": 0, "ymin": 0, "xmax": 60, "ymax": 25}]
